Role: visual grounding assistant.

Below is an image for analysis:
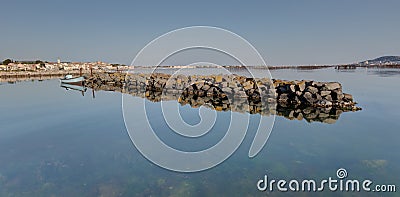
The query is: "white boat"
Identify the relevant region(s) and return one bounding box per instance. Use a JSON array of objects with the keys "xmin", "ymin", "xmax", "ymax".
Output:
[{"xmin": 60, "ymin": 75, "xmax": 85, "ymax": 84}]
